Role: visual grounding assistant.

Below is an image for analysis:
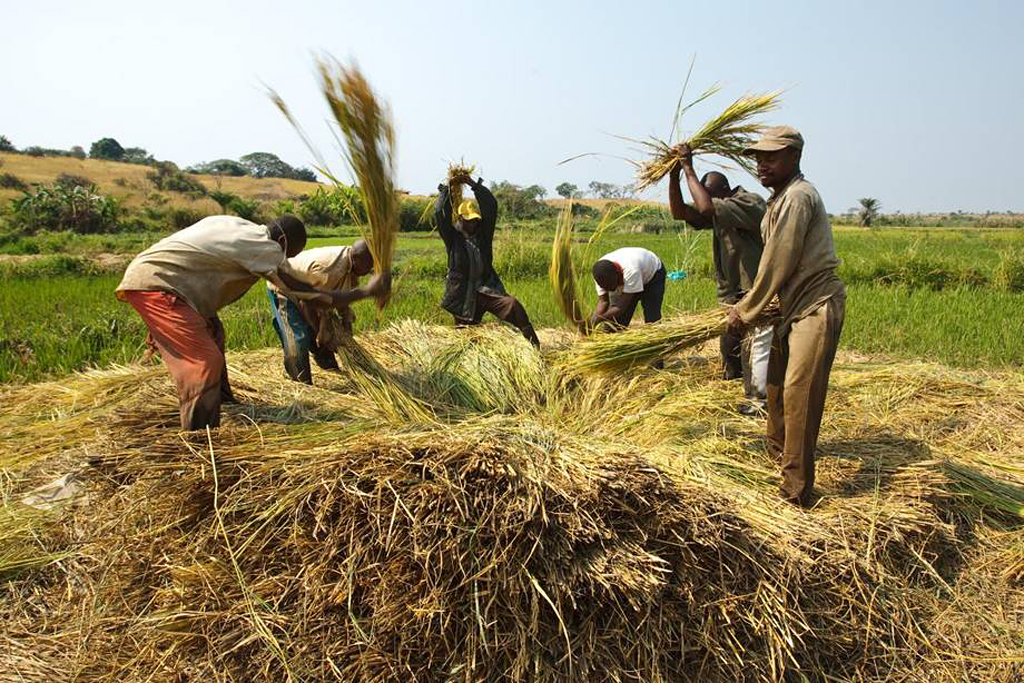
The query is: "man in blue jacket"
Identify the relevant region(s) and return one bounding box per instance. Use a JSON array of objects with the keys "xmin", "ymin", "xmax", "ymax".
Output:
[{"xmin": 435, "ymin": 173, "xmax": 540, "ymax": 347}]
